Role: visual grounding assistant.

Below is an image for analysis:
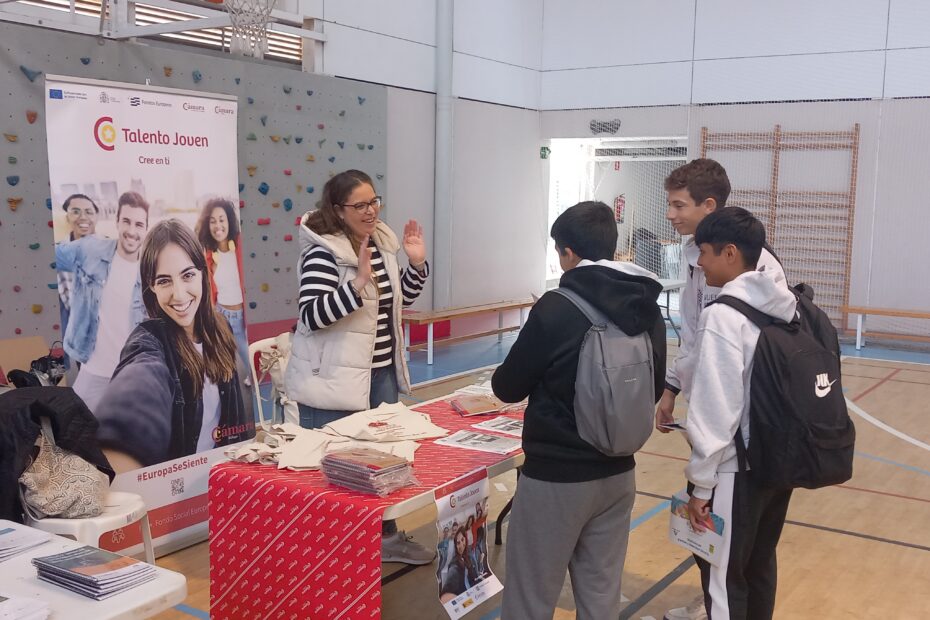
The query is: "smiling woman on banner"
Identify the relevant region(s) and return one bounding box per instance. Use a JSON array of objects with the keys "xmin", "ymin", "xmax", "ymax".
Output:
[
  {"xmin": 284, "ymin": 169, "xmax": 434, "ymax": 565},
  {"xmin": 94, "ymin": 219, "xmax": 254, "ymax": 473},
  {"xmin": 195, "ymin": 198, "xmax": 251, "ymax": 385}
]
